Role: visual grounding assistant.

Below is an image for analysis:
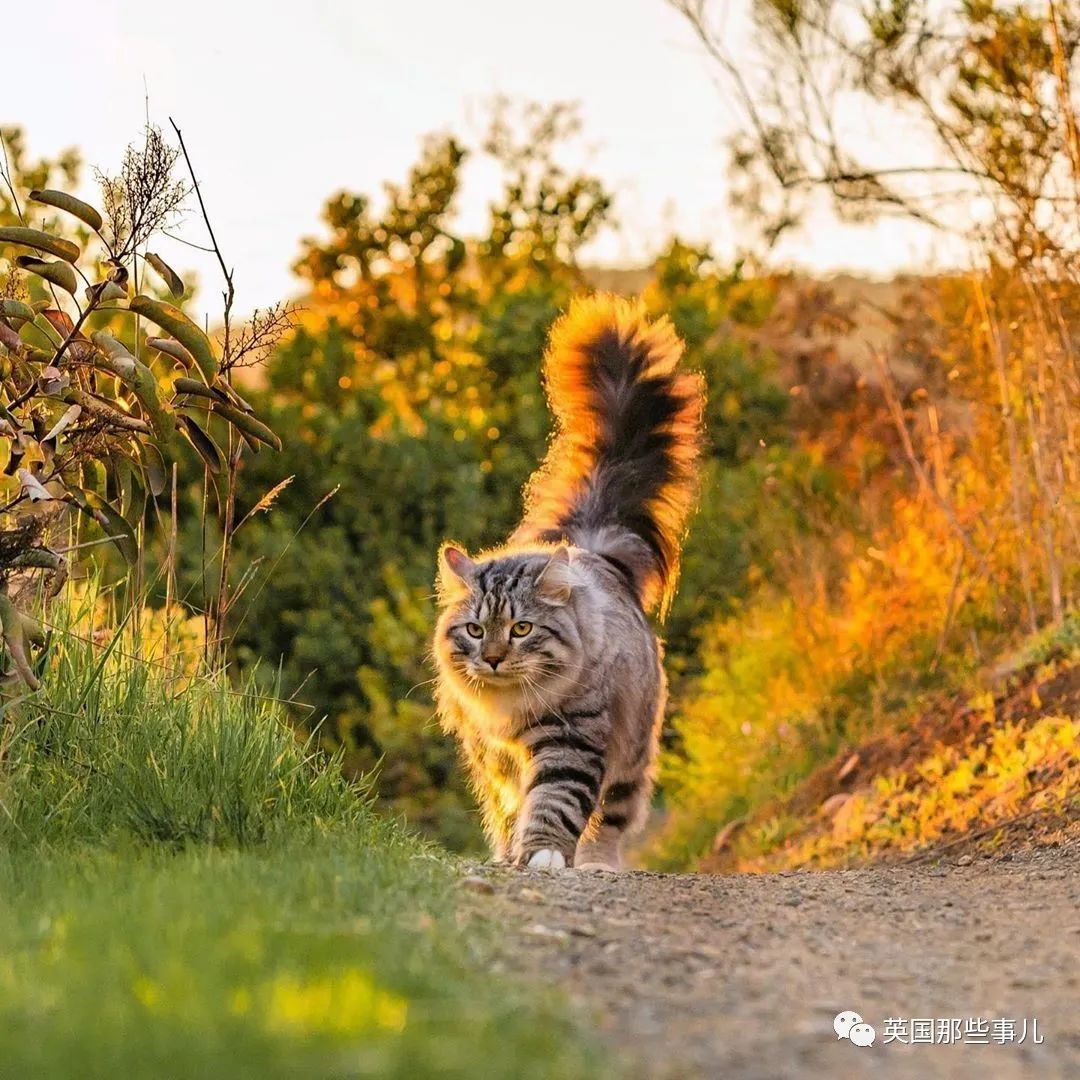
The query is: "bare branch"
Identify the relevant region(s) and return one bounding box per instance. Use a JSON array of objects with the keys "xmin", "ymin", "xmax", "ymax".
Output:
[{"xmin": 169, "ymin": 118, "xmax": 235, "ymax": 365}]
